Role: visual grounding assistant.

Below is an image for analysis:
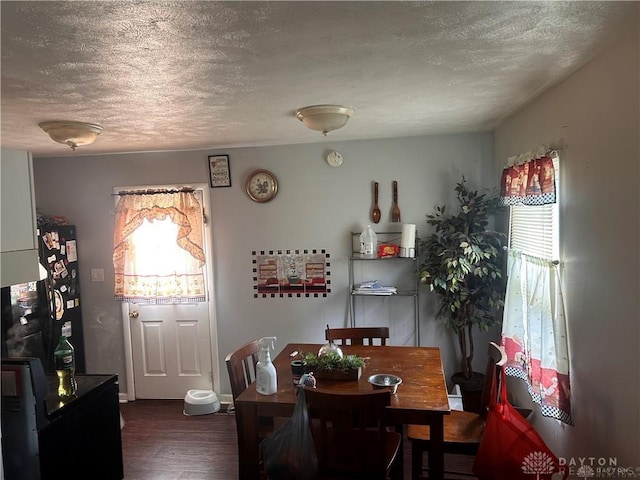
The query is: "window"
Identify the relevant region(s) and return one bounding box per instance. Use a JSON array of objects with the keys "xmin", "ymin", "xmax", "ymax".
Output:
[
  {"xmin": 500, "ymin": 152, "xmax": 572, "ymax": 425},
  {"xmin": 508, "ymin": 156, "xmax": 559, "ymax": 261},
  {"xmin": 112, "ymin": 189, "xmax": 206, "ymax": 304}
]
